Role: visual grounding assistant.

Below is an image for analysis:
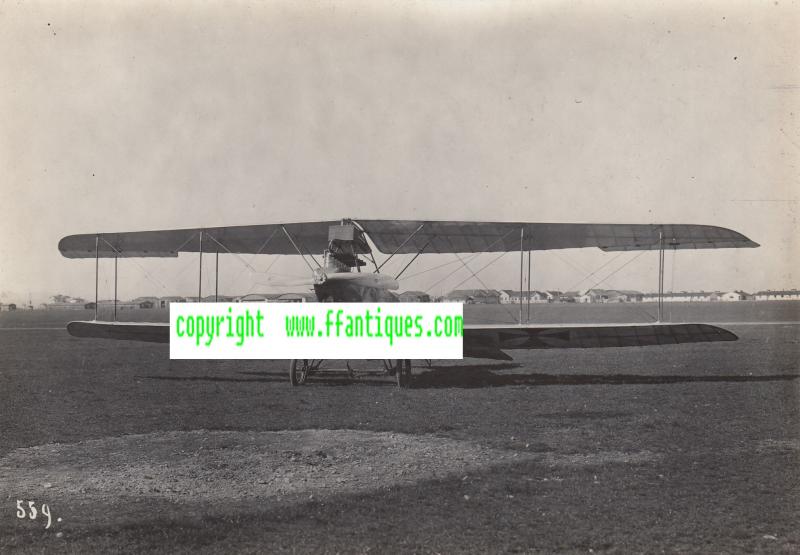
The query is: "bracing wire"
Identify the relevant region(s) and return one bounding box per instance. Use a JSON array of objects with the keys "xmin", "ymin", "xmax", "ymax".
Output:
[
  {"xmin": 563, "ymin": 251, "xmax": 625, "ymax": 294},
  {"xmin": 410, "ymin": 228, "xmax": 517, "ymax": 292},
  {"xmin": 402, "ymin": 254, "xmax": 478, "ymax": 282},
  {"xmin": 422, "ymin": 254, "xmax": 483, "ymax": 295},
  {"xmin": 453, "ymin": 252, "xmax": 520, "ymax": 323}
]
